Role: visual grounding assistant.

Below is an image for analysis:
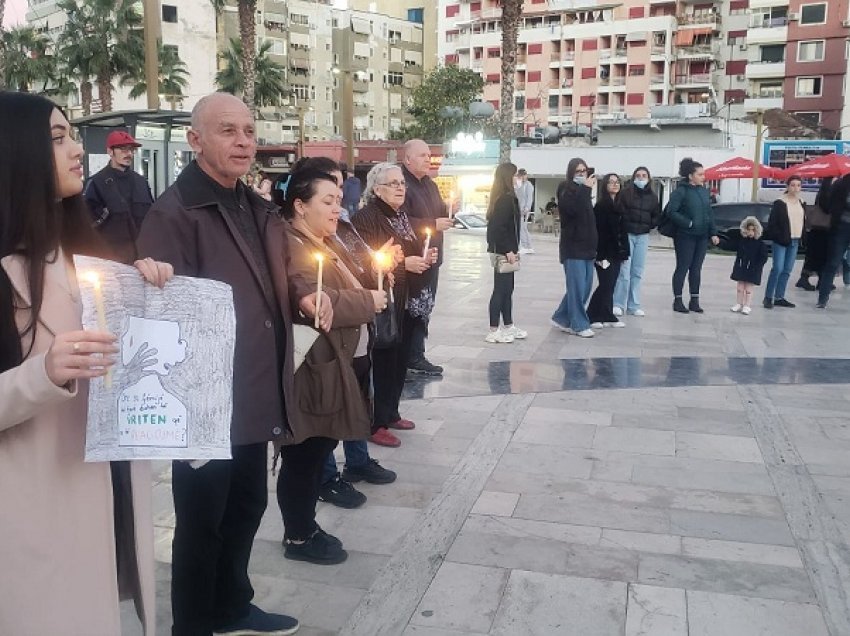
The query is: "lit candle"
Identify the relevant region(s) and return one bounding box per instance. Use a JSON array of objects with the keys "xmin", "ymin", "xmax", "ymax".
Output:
[
  {"xmin": 373, "ymin": 250, "xmax": 389, "ymax": 293},
  {"xmin": 82, "ymin": 271, "xmax": 112, "ymax": 388},
  {"xmin": 314, "ymin": 253, "xmax": 324, "ymax": 329},
  {"xmin": 448, "ymin": 191, "xmax": 456, "ymax": 220},
  {"xmin": 422, "ymin": 228, "xmax": 432, "ymax": 259}
]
